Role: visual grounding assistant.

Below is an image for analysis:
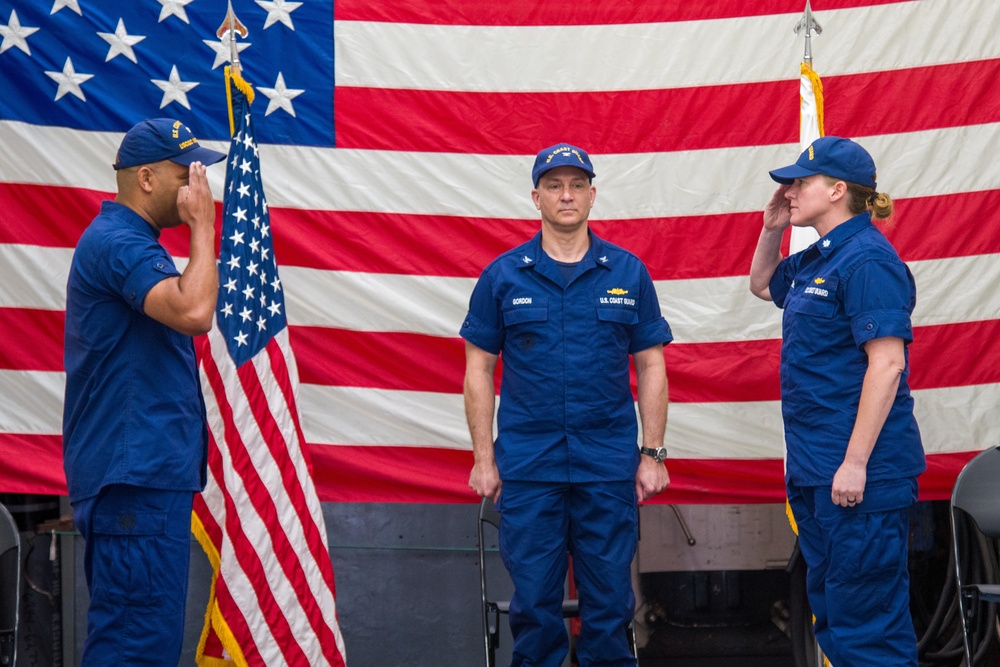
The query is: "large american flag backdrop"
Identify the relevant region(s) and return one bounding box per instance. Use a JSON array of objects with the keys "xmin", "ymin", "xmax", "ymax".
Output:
[{"xmin": 0, "ymin": 0, "xmax": 998, "ymax": 504}]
